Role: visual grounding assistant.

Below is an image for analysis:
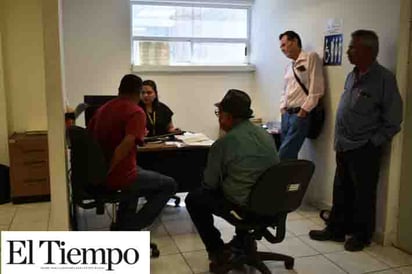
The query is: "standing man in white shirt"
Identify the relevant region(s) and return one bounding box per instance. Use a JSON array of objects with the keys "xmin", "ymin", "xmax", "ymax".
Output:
[{"xmin": 278, "ymin": 31, "xmax": 325, "ymax": 159}]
